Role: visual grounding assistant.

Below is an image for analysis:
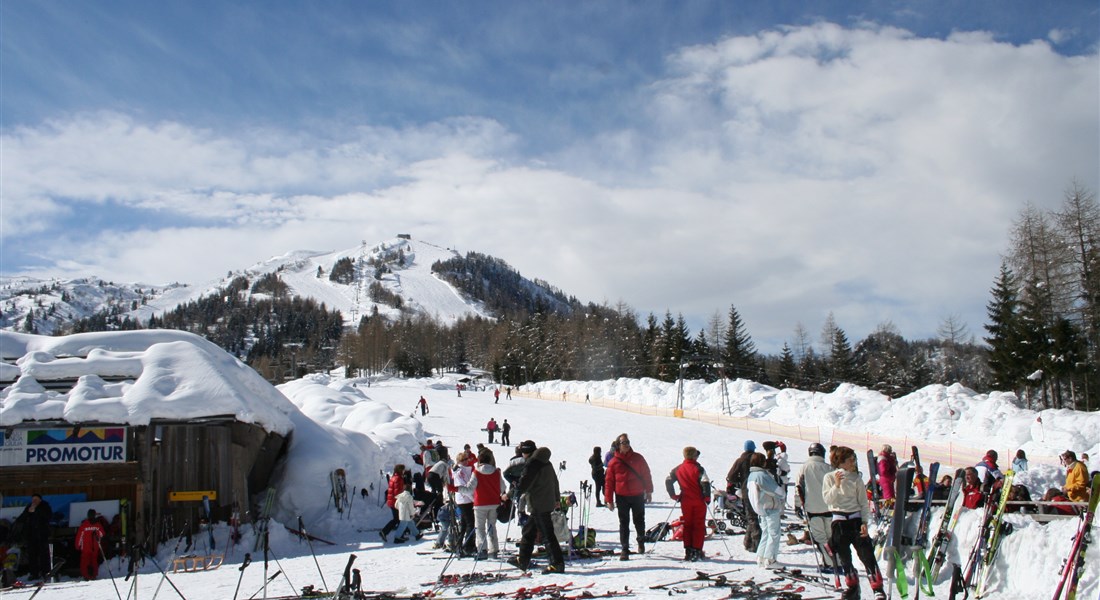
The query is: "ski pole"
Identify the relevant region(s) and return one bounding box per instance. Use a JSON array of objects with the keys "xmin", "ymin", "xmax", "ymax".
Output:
[
  {"xmin": 231, "ymin": 553, "xmax": 251, "ymax": 600},
  {"xmin": 142, "ymin": 546, "xmax": 188, "ymax": 600},
  {"xmin": 648, "ymin": 500, "xmax": 680, "ymax": 554},
  {"xmin": 245, "ymin": 570, "xmax": 281, "ymax": 600},
  {"xmin": 298, "ymin": 515, "xmax": 329, "ymax": 593},
  {"xmin": 100, "ymin": 538, "xmax": 125, "ymax": 600}
]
